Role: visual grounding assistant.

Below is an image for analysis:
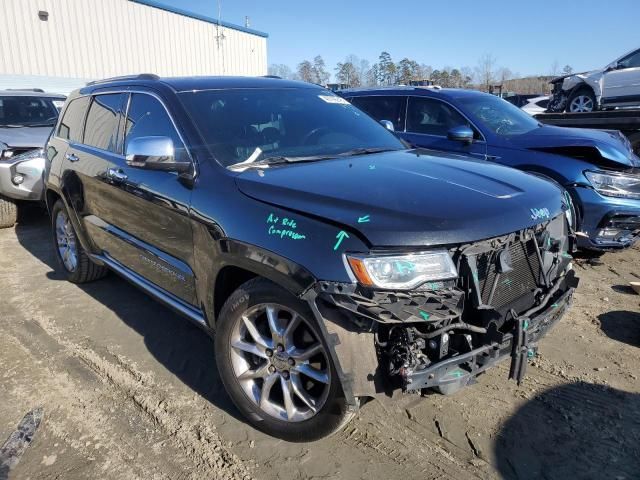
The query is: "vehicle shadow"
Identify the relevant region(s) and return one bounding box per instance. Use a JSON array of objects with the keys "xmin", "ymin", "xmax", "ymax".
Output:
[
  {"xmin": 598, "ymin": 310, "xmax": 640, "ymax": 348},
  {"xmin": 611, "ymin": 284, "xmax": 638, "ymax": 295},
  {"xmin": 494, "ymin": 381, "xmax": 640, "ymax": 480},
  {"xmin": 13, "ymin": 216, "xmax": 245, "ymax": 424}
]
